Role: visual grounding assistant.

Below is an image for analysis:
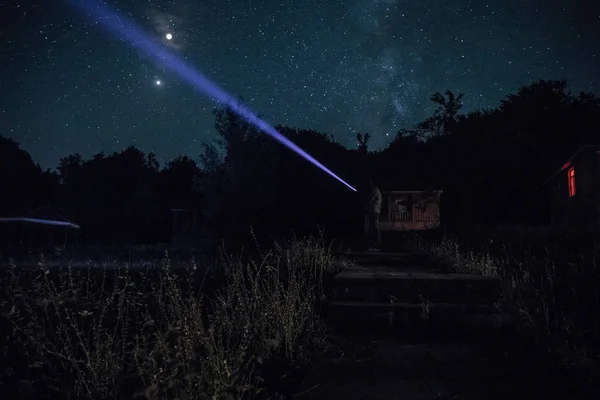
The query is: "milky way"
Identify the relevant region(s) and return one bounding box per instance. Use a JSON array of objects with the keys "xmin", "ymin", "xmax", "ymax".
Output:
[{"xmin": 1, "ymin": 0, "xmax": 599, "ymax": 169}]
